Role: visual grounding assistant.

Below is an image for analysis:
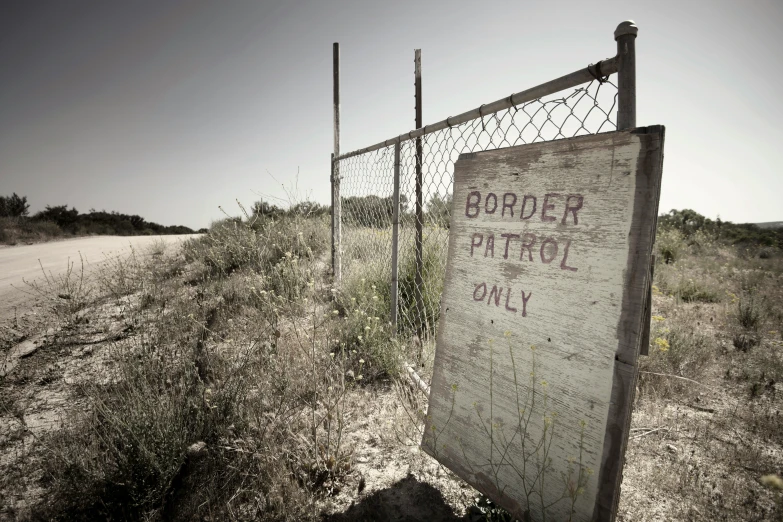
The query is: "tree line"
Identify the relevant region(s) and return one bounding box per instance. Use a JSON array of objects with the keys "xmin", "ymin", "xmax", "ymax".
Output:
[
  {"xmin": 658, "ymin": 208, "xmax": 782, "ymax": 248},
  {"xmin": 338, "ymin": 198, "xmax": 781, "ymax": 249},
  {"xmin": 0, "ymin": 193, "xmax": 196, "ymax": 236},
  {"xmin": 341, "ymin": 193, "xmax": 452, "ymax": 228}
]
